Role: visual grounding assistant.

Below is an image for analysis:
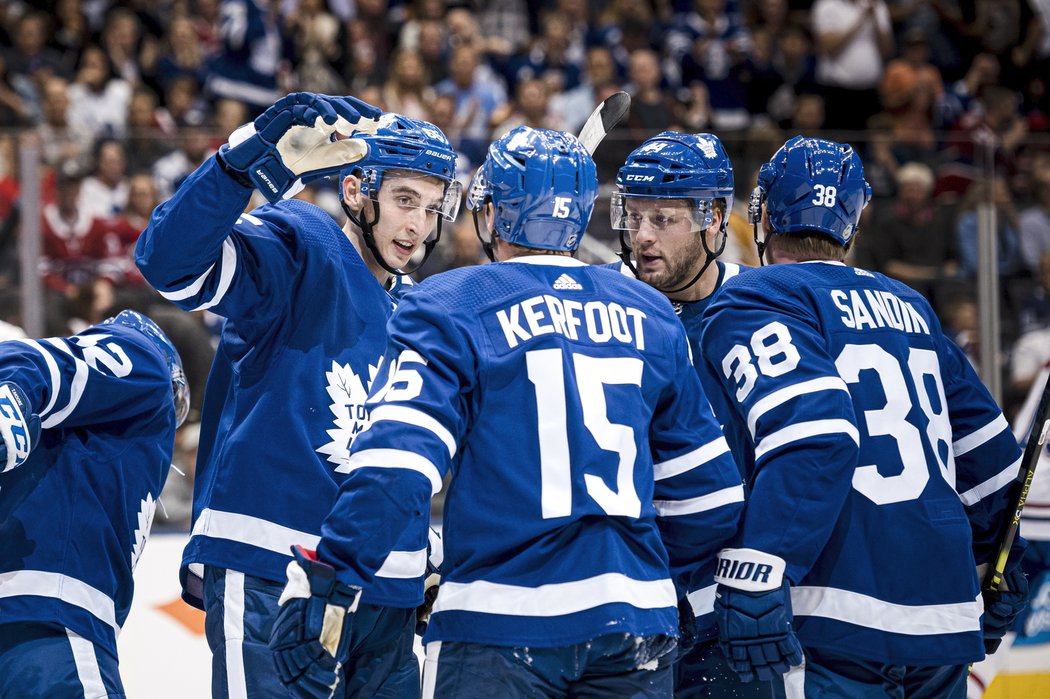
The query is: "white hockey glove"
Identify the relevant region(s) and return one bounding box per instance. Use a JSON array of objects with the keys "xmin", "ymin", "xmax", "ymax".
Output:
[{"xmin": 217, "ymin": 92, "xmax": 382, "ymax": 202}]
